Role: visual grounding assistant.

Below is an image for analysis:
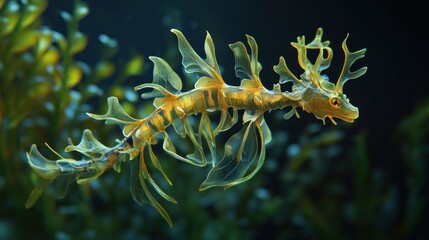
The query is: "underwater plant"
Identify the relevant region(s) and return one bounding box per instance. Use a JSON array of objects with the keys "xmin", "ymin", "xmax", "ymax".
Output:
[
  {"xmin": 394, "ymin": 99, "xmax": 429, "ymax": 238},
  {"xmin": 0, "ymin": 0, "xmax": 144, "ymax": 236},
  {"xmin": 25, "ymin": 26, "xmax": 367, "ymax": 226}
]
